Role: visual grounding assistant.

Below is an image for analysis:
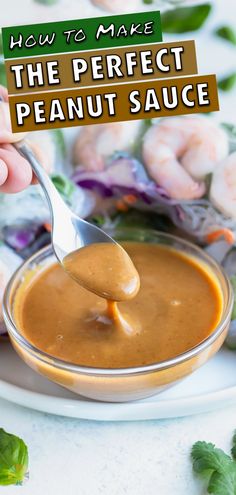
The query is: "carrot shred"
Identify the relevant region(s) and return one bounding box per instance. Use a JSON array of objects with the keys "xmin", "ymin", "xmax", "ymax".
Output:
[
  {"xmin": 44, "ymin": 222, "xmax": 52, "ymax": 232},
  {"xmin": 206, "ymin": 228, "xmax": 235, "ymax": 245},
  {"xmin": 116, "ymin": 200, "xmax": 129, "ymax": 212},
  {"xmin": 122, "ymin": 194, "xmax": 137, "ymax": 205}
]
